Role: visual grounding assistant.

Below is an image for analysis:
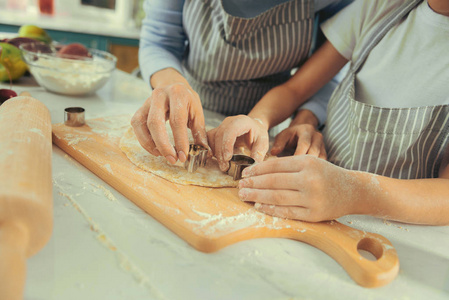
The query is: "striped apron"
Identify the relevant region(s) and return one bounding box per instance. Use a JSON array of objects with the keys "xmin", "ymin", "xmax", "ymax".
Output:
[
  {"xmin": 181, "ymin": 0, "xmax": 314, "ymax": 116},
  {"xmin": 324, "ymin": 0, "xmax": 449, "ymax": 179}
]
